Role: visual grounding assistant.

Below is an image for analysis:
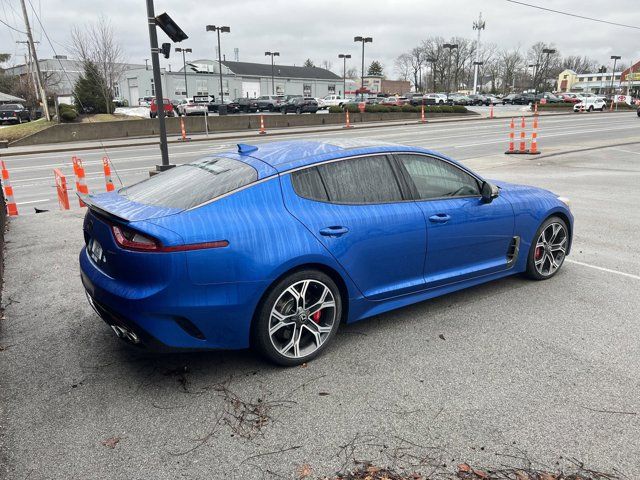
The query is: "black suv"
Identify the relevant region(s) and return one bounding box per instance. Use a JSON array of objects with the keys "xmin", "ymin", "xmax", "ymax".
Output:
[
  {"xmin": 280, "ymin": 97, "xmax": 319, "ymax": 114},
  {"xmin": 234, "ymin": 97, "xmax": 259, "ymax": 113}
]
